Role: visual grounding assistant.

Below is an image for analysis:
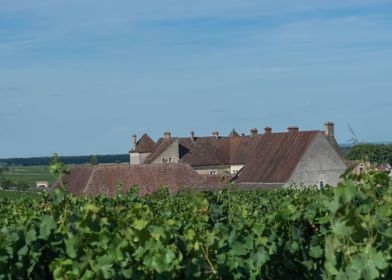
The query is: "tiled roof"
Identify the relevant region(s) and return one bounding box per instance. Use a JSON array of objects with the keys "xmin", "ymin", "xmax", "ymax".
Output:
[
  {"xmin": 236, "ymin": 131, "xmax": 319, "ymax": 183},
  {"xmin": 52, "ymin": 166, "xmax": 95, "ymax": 196},
  {"xmin": 144, "ymin": 137, "xmax": 231, "ymax": 166},
  {"xmin": 180, "ymin": 137, "xmax": 230, "ymax": 166},
  {"xmin": 229, "ymin": 136, "xmax": 260, "ymax": 164},
  {"xmin": 144, "ymin": 130, "xmax": 324, "ymax": 183},
  {"xmin": 53, "ymin": 164, "xmax": 222, "ymax": 196},
  {"xmin": 146, "ymin": 135, "xmax": 262, "ymax": 167},
  {"xmin": 229, "ymin": 129, "xmax": 240, "ymax": 137},
  {"xmin": 132, "ymin": 134, "xmax": 155, "ymax": 153}
]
